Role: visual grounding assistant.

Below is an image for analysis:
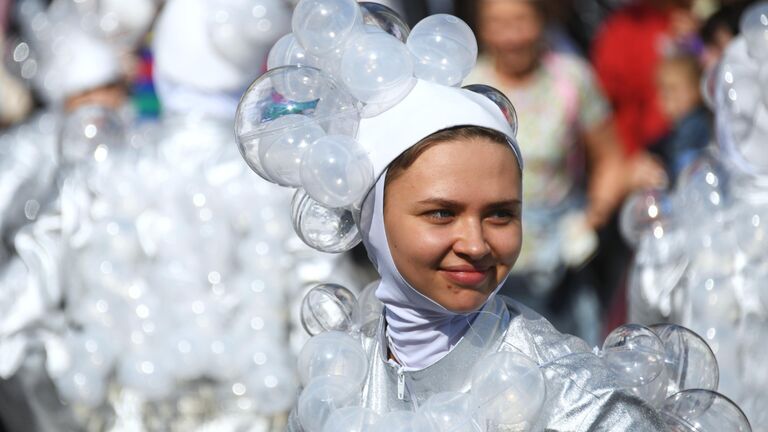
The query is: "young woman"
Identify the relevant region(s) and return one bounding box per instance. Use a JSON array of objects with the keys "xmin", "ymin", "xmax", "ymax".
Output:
[{"xmin": 282, "ymin": 79, "xmax": 666, "ymax": 430}]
